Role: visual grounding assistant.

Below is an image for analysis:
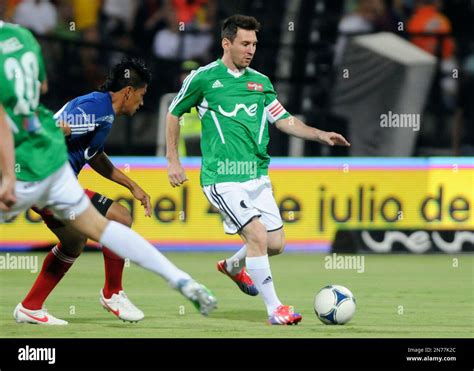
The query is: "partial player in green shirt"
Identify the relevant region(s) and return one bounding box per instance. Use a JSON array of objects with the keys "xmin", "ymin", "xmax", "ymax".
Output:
[
  {"xmin": 0, "ymin": 21, "xmax": 67, "ymax": 181},
  {"xmin": 166, "ymin": 14, "xmax": 350, "ymax": 325},
  {"xmin": 0, "ymin": 22, "xmax": 217, "ymax": 324}
]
